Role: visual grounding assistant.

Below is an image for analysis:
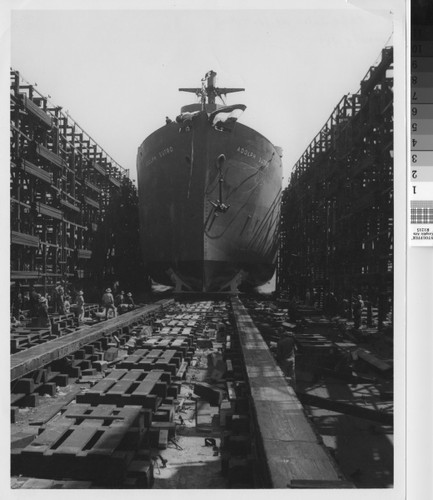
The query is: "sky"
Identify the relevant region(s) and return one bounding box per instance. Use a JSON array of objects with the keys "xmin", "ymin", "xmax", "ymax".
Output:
[{"xmin": 9, "ymin": 2, "xmax": 395, "ymax": 188}]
